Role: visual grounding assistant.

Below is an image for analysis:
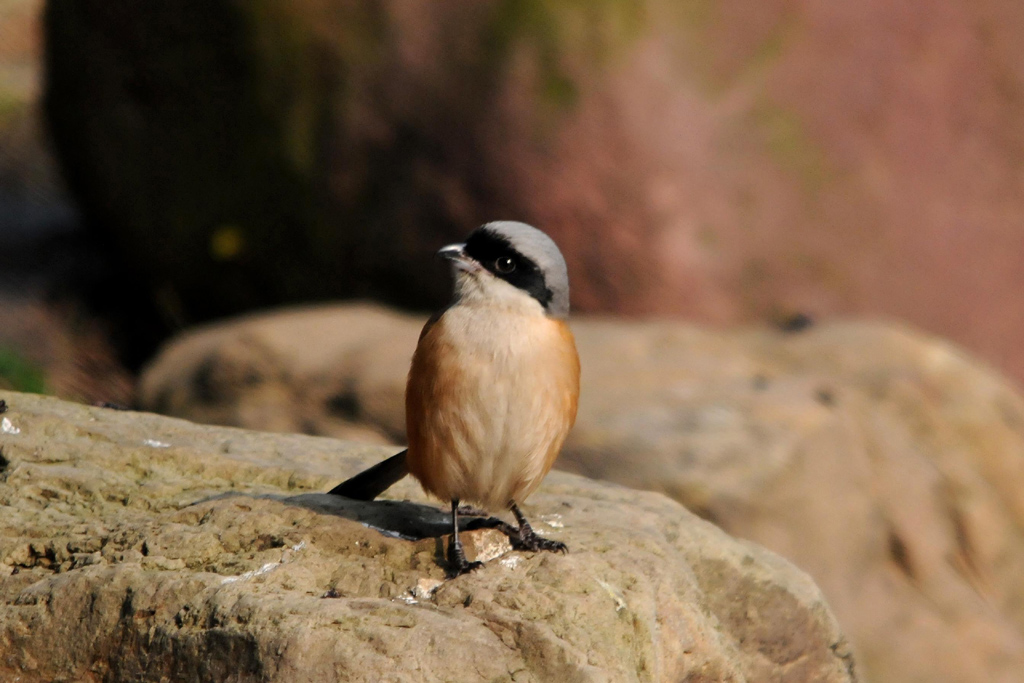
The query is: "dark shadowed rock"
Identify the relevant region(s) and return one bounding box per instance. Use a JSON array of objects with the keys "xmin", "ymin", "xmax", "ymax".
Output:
[
  {"xmin": 0, "ymin": 390, "xmax": 855, "ymax": 682},
  {"xmin": 139, "ymin": 303, "xmax": 1024, "ymax": 682}
]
